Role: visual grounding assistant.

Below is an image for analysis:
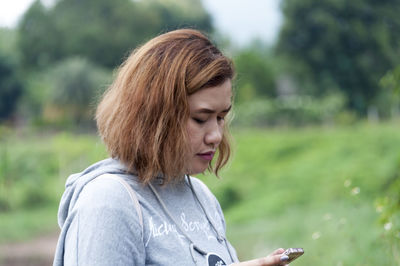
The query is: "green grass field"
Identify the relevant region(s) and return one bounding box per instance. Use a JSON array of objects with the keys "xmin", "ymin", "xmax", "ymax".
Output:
[
  {"xmin": 1, "ymin": 123, "xmax": 399, "ymax": 265},
  {"xmin": 202, "ymin": 123, "xmax": 400, "ymax": 265}
]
